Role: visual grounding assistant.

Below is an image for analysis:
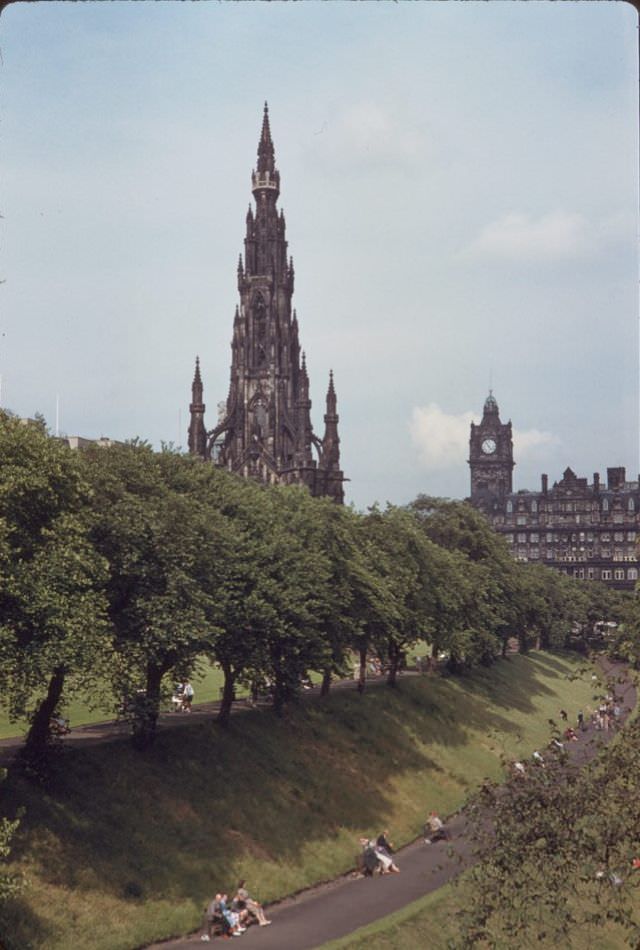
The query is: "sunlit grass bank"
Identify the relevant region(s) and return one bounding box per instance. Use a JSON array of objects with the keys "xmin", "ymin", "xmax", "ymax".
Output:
[{"xmin": 0, "ymin": 652, "xmax": 596, "ymax": 950}]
